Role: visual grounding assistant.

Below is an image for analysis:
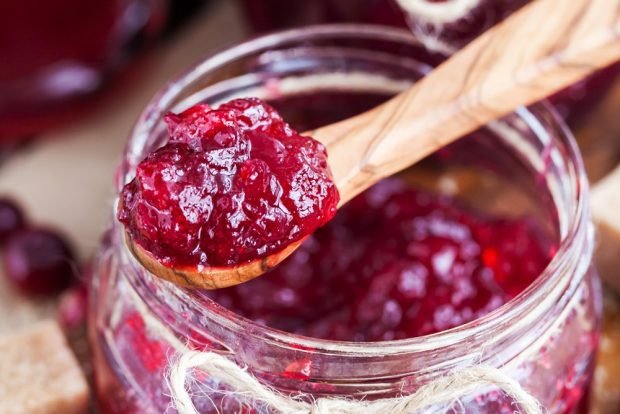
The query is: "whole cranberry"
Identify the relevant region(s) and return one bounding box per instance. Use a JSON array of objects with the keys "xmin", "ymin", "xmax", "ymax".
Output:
[
  {"xmin": 0, "ymin": 198, "xmax": 25, "ymax": 243},
  {"xmin": 3, "ymin": 228, "xmax": 75, "ymax": 296}
]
